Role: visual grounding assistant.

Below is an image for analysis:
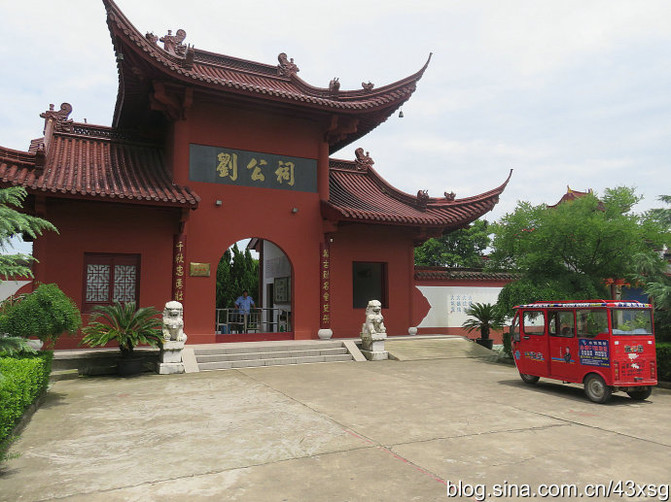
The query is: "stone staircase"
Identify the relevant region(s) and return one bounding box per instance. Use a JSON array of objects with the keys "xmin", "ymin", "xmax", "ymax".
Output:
[{"xmin": 194, "ymin": 340, "xmax": 355, "ymax": 371}]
